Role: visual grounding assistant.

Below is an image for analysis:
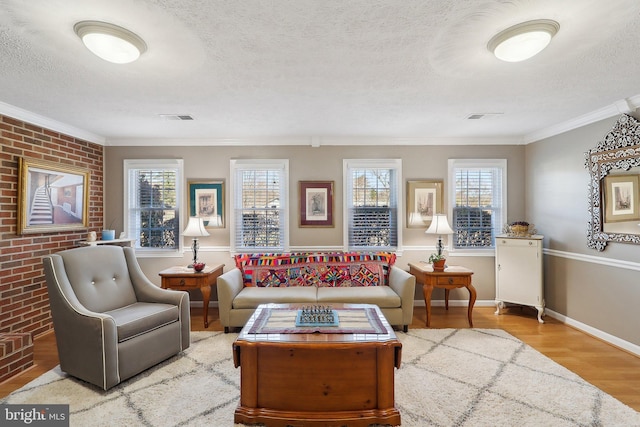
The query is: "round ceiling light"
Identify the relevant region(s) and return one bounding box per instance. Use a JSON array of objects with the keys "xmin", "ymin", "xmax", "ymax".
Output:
[
  {"xmin": 487, "ymin": 19, "xmax": 559, "ymax": 62},
  {"xmin": 74, "ymin": 21, "xmax": 147, "ymax": 64}
]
